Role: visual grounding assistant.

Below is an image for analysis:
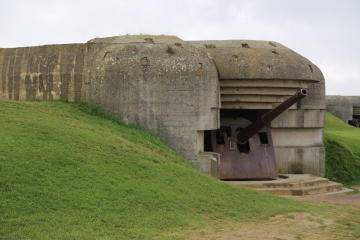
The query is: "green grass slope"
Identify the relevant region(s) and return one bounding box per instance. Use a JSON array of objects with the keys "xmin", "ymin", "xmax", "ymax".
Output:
[
  {"xmin": 325, "ymin": 112, "xmax": 360, "ymax": 185},
  {"xmin": 0, "ymin": 100, "xmax": 314, "ymax": 240}
]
